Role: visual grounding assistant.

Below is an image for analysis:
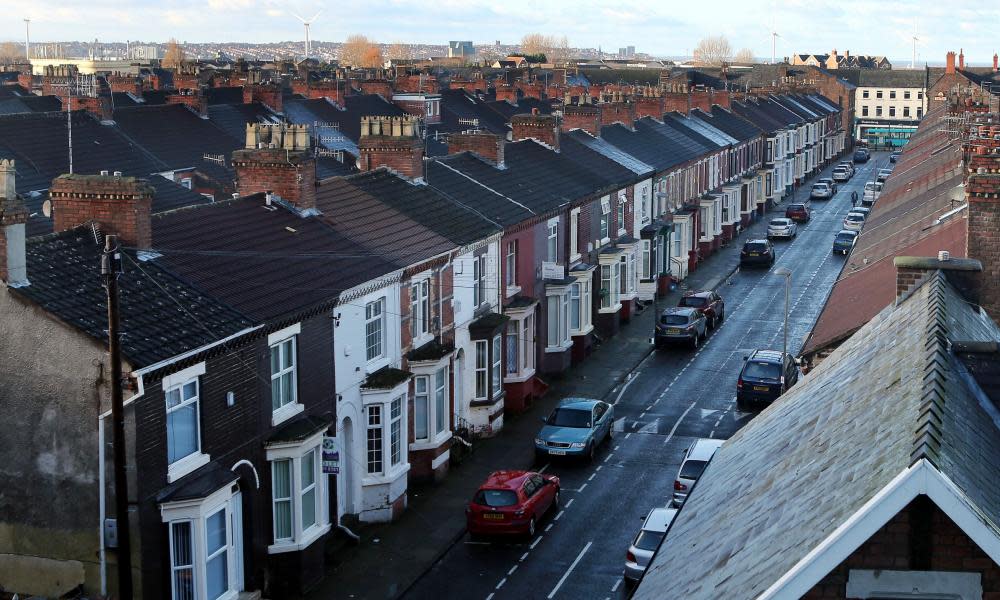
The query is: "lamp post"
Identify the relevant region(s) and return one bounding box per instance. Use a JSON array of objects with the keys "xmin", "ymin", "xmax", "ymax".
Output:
[{"xmin": 773, "ymin": 267, "xmax": 792, "ymax": 358}]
